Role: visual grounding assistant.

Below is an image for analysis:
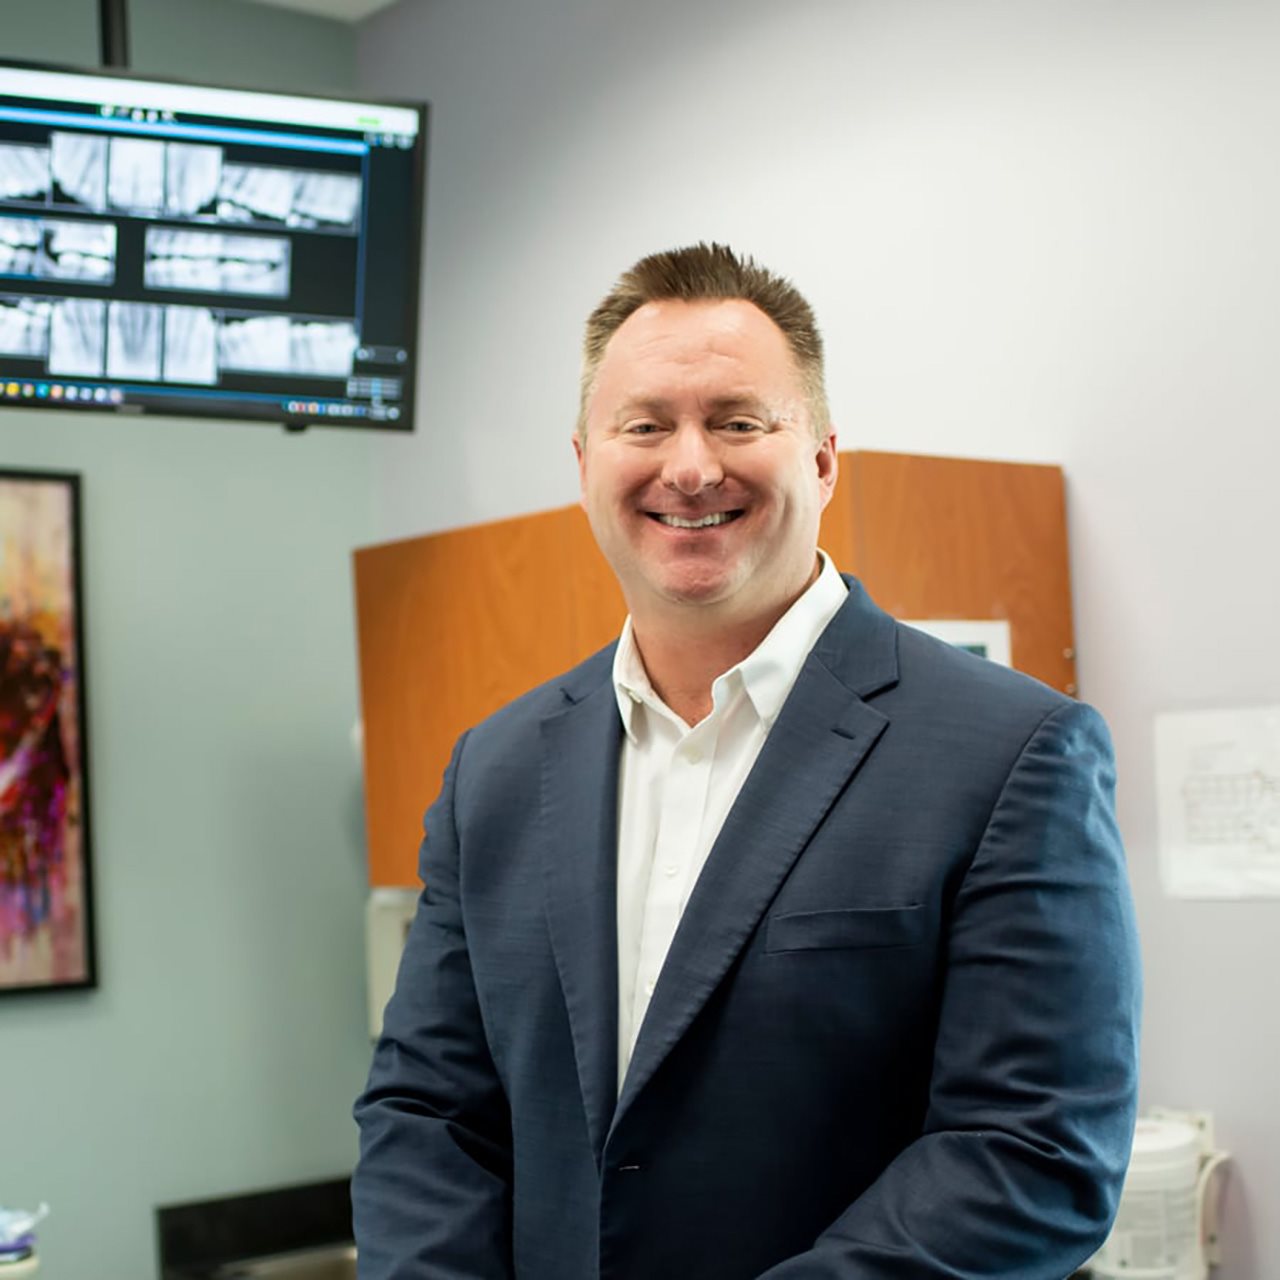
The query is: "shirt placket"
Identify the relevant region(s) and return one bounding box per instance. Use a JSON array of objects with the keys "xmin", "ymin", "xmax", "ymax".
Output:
[{"xmin": 629, "ymin": 717, "xmax": 717, "ymax": 1050}]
